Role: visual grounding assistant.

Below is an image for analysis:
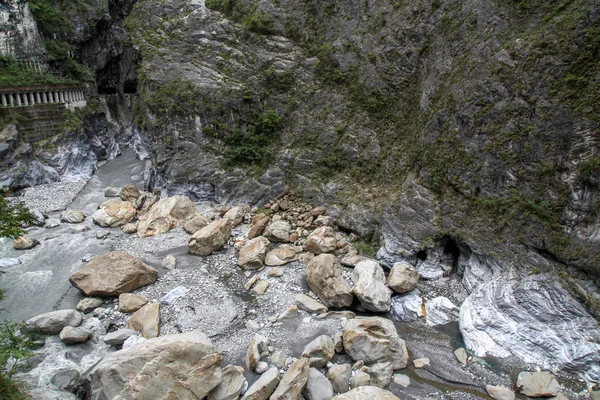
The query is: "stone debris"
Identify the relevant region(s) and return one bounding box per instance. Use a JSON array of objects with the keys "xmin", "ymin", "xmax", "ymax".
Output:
[
  {"xmin": 118, "ymin": 293, "xmax": 148, "ymax": 313},
  {"xmin": 126, "ymin": 303, "xmax": 160, "ymax": 338},
  {"xmin": 516, "ymin": 371, "xmax": 561, "ymax": 398},
  {"xmin": 13, "ymin": 235, "xmax": 40, "ymax": 250},
  {"xmin": 189, "ymin": 219, "xmax": 232, "ymax": 256}
]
